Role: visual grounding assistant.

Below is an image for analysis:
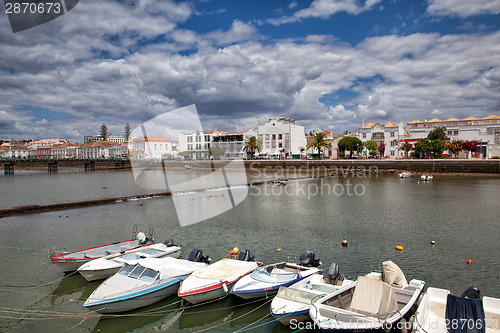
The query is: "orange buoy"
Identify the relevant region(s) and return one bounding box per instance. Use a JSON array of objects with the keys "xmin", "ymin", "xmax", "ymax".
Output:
[
  {"xmin": 467, "ymin": 258, "xmax": 472, "ymax": 265},
  {"xmin": 342, "ymin": 240, "xmax": 348, "ymax": 246},
  {"xmin": 396, "ymin": 245, "xmax": 403, "ymax": 251}
]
